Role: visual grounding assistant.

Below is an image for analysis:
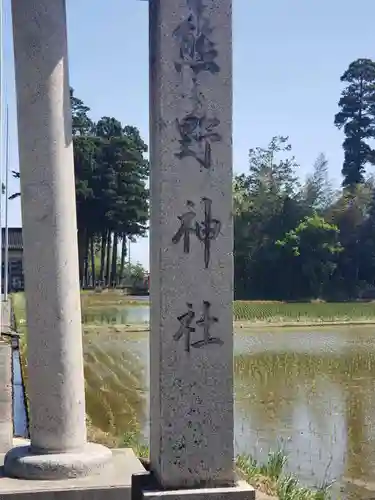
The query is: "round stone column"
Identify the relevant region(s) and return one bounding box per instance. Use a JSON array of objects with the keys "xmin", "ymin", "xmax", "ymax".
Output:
[{"xmin": 4, "ymin": 0, "xmax": 111, "ymax": 479}]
